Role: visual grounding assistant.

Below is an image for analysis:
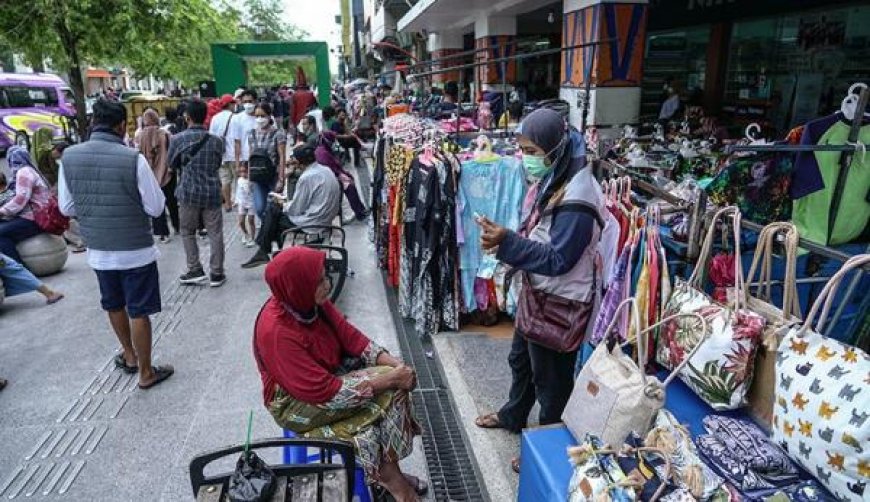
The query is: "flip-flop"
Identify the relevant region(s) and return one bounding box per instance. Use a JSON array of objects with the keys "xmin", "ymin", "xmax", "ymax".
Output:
[
  {"xmin": 474, "ymin": 412, "xmax": 502, "ymax": 429},
  {"xmin": 46, "ymin": 294, "xmax": 64, "ymax": 305},
  {"xmin": 403, "ymin": 474, "xmax": 429, "ymax": 496},
  {"xmin": 114, "ymin": 353, "xmax": 138, "ymax": 374},
  {"xmin": 0, "ymin": 378, "xmax": 7, "ymax": 391},
  {"xmin": 138, "ymin": 365, "xmax": 174, "ymax": 389}
]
